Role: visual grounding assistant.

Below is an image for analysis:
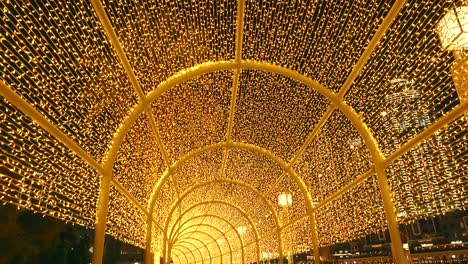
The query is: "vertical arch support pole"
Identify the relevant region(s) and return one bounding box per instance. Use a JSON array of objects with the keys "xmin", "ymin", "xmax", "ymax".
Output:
[
  {"xmin": 310, "ymin": 212, "xmax": 320, "ymax": 263},
  {"xmin": 172, "ymin": 247, "xmax": 190, "ymax": 264},
  {"xmin": 92, "ymin": 171, "xmax": 113, "ymax": 264},
  {"xmin": 375, "ymin": 159, "xmax": 407, "ymax": 263}
]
